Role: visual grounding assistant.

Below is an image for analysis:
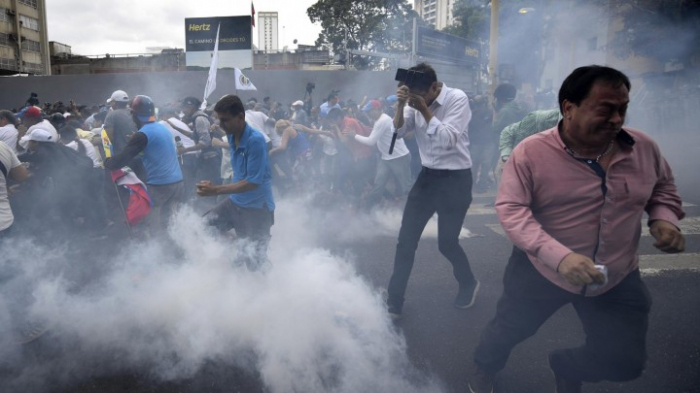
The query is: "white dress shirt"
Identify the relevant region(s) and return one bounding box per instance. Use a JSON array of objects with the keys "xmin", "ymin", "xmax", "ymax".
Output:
[
  {"xmin": 394, "ymin": 84, "xmax": 472, "ymax": 170},
  {"xmin": 354, "ymin": 113, "xmax": 409, "ymax": 160}
]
